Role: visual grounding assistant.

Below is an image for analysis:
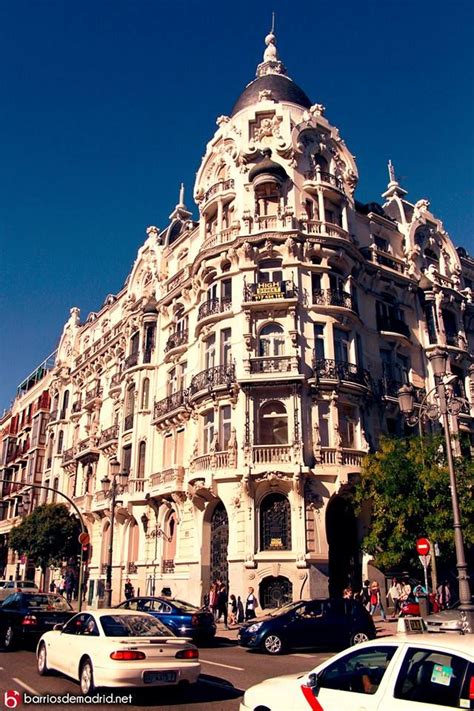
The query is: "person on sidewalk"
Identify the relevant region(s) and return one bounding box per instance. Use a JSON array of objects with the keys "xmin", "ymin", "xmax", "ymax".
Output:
[
  {"xmin": 387, "ymin": 577, "xmax": 402, "ymax": 618},
  {"xmin": 217, "ymin": 582, "xmax": 229, "ymax": 629},
  {"xmin": 228, "ymin": 594, "xmax": 237, "ymax": 626},
  {"xmin": 369, "ymin": 581, "xmax": 386, "ymax": 620},
  {"xmin": 124, "ymin": 578, "xmax": 134, "ymax": 600},
  {"xmin": 245, "ymin": 586, "xmax": 259, "ymax": 621}
]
